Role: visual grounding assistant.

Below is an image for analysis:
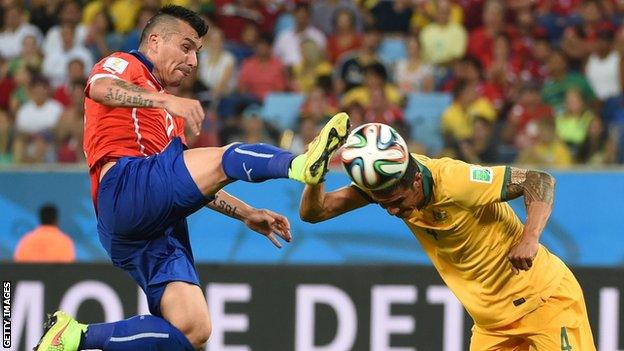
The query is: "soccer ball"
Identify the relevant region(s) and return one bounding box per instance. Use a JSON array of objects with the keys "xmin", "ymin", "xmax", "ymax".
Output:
[{"xmin": 340, "ymin": 123, "xmax": 409, "ymax": 190}]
